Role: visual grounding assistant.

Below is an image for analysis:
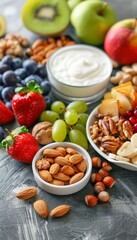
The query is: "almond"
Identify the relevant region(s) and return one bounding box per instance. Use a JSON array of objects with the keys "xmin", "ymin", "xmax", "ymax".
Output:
[
  {"xmin": 39, "ymin": 170, "xmax": 53, "ymax": 182},
  {"xmin": 66, "ymin": 147, "xmax": 77, "ymax": 155},
  {"xmin": 51, "ymin": 179, "xmax": 64, "ymax": 186},
  {"xmin": 43, "ymin": 149, "xmax": 62, "ymax": 158},
  {"xmin": 55, "ymin": 147, "xmax": 67, "ymax": 156},
  {"xmin": 50, "ymin": 205, "xmax": 71, "ymax": 217},
  {"xmin": 69, "ymin": 172, "xmax": 84, "ymax": 184},
  {"xmin": 61, "ymin": 166, "xmax": 75, "ymax": 176},
  {"xmin": 16, "ymin": 186, "xmax": 38, "ymax": 200},
  {"xmin": 46, "ymin": 157, "xmax": 55, "ymax": 164},
  {"xmin": 69, "ymin": 154, "xmax": 83, "ymax": 164},
  {"xmin": 53, "ymin": 172, "xmax": 70, "ymax": 181},
  {"xmin": 76, "ymin": 159, "xmax": 87, "ymax": 172},
  {"xmin": 33, "ymin": 200, "xmax": 48, "ymax": 218},
  {"xmin": 55, "ymin": 156, "xmax": 70, "ymax": 166},
  {"xmin": 72, "ymin": 165, "xmax": 80, "ymax": 173},
  {"xmin": 49, "ymin": 163, "xmax": 60, "ymax": 175}
]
